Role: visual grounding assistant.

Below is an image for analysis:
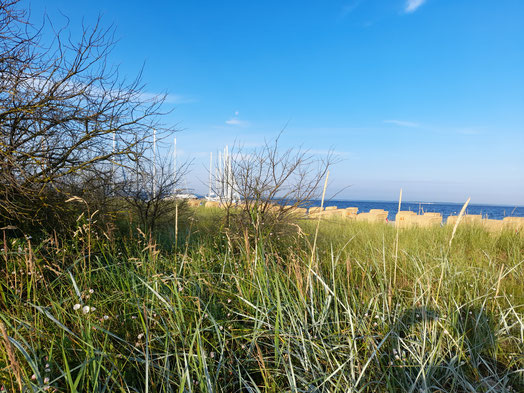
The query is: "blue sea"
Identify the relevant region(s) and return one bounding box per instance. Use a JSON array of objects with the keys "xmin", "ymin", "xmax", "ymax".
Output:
[{"xmin": 307, "ymin": 200, "xmax": 524, "ymax": 222}]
